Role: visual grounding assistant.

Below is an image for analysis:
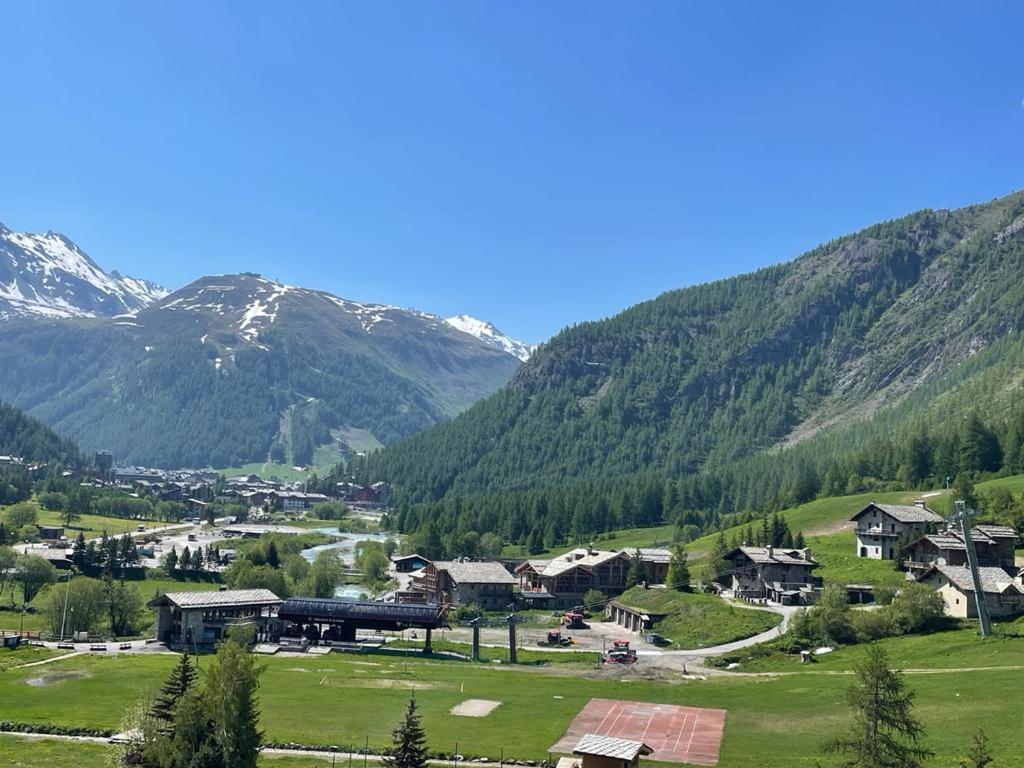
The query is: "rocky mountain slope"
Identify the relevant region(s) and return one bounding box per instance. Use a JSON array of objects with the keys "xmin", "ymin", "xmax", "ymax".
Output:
[
  {"xmin": 0, "ymin": 268, "xmax": 522, "ymax": 468},
  {"xmin": 0, "ymin": 224, "xmax": 166, "ymax": 319},
  {"xmin": 367, "ymin": 190, "xmax": 1024, "ymax": 503}
]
